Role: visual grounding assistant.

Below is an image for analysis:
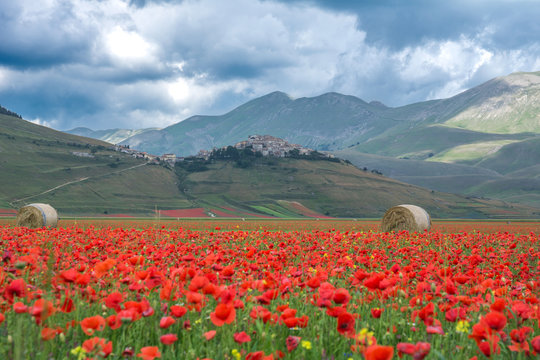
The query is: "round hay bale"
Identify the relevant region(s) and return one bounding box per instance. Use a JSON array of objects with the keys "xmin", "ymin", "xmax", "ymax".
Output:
[
  {"xmin": 380, "ymin": 204, "xmax": 431, "ymax": 232},
  {"xmin": 16, "ymin": 203, "xmax": 58, "ymax": 228}
]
